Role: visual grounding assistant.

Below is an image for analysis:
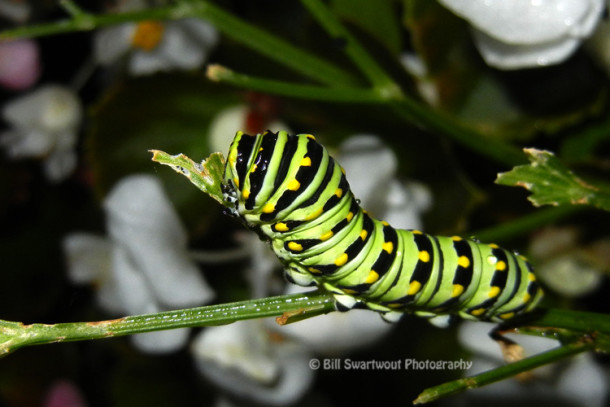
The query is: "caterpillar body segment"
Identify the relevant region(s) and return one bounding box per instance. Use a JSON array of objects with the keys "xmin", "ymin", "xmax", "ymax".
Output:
[{"xmin": 222, "ymin": 131, "xmax": 543, "ymax": 323}]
